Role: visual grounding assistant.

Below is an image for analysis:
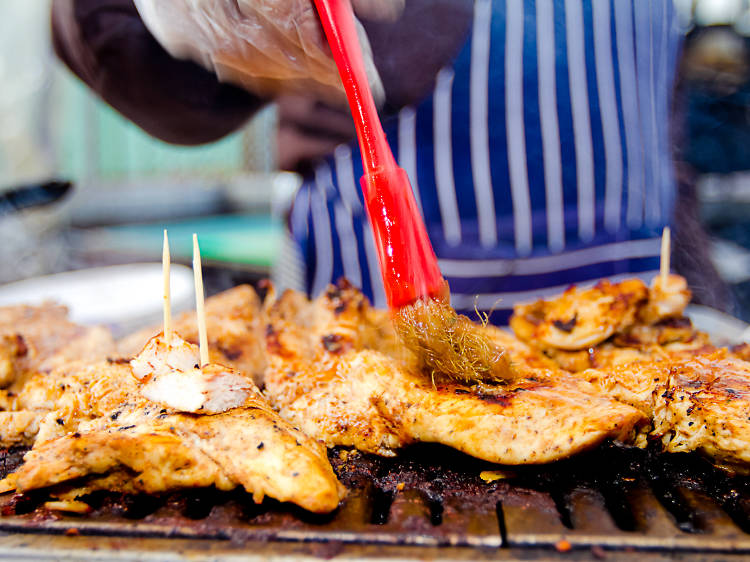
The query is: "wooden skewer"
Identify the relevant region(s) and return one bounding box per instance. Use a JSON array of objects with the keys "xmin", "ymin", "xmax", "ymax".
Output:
[
  {"xmin": 163, "ymin": 230, "xmax": 172, "ymax": 344},
  {"xmin": 660, "ymin": 226, "xmax": 671, "ymax": 284},
  {"xmin": 193, "ymin": 233, "xmax": 209, "ymax": 367}
]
